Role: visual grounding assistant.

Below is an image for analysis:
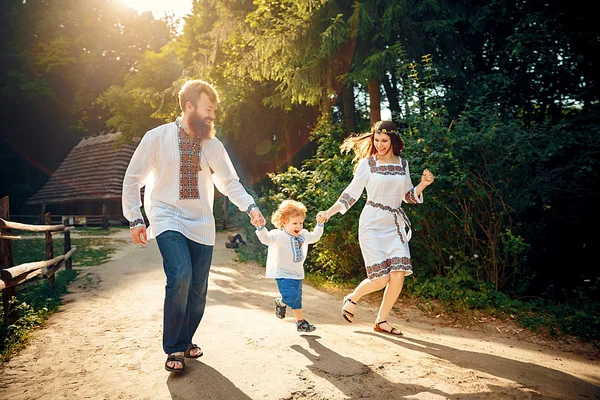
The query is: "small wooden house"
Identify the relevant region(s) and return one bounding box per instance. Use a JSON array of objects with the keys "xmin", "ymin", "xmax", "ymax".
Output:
[{"xmin": 26, "ymin": 132, "xmax": 139, "ymax": 226}]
